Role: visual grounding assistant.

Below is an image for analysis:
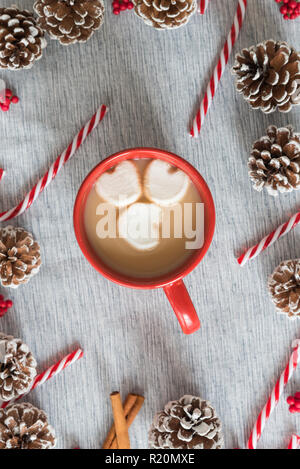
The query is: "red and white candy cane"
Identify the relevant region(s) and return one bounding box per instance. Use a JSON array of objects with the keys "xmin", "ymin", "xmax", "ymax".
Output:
[
  {"xmin": 238, "ymin": 211, "xmax": 300, "ymax": 266},
  {"xmin": 0, "ymin": 105, "xmax": 107, "ymax": 222},
  {"xmin": 288, "ymin": 434, "xmax": 300, "ymax": 450},
  {"xmin": 199, "ymin": 0, "xmax": 210, "ymax": 14},
  {"xmin": 191, "ymin": 0, "xmax": 247, "ymax": 137},
  {"xmin": 1, "ymin": 348, "xmax": 84, "ymax": 409},
  {"xmin": 247, "ymin": 340, "xmax": 300, "ymax": 450}
]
